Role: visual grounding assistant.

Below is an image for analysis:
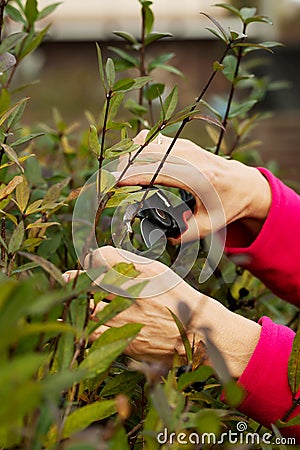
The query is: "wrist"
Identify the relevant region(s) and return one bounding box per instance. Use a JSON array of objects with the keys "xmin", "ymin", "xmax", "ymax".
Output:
[
  {"xmin": 191, "ymin": 296, "xmax": 261, "ymax": 378},
  {"xmin": 243, "ymin": 166, "xmax": 272, "ymax": 222}
]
